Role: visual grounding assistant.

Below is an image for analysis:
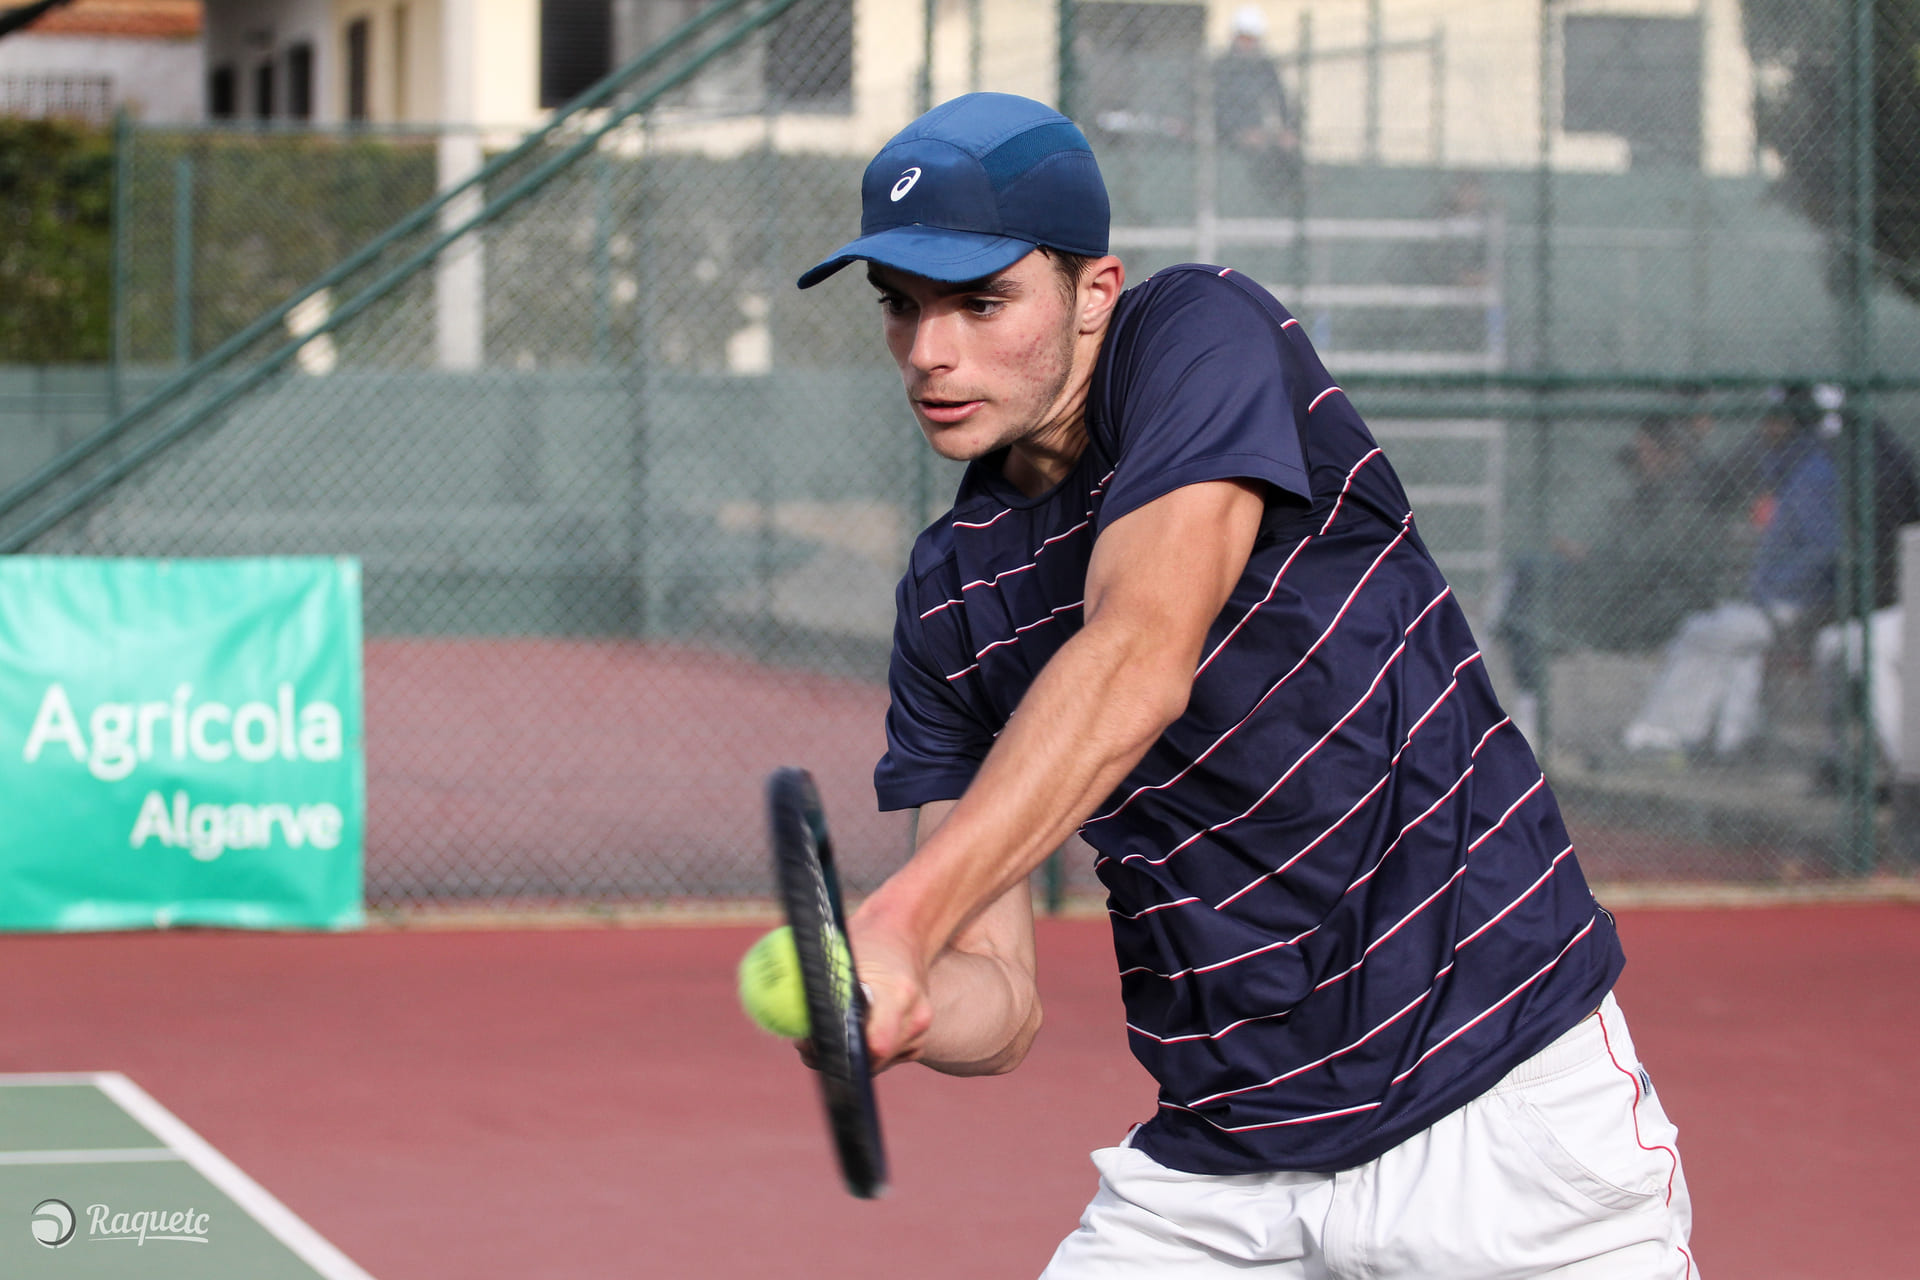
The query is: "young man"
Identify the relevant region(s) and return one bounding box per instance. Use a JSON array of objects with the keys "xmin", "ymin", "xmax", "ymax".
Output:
[{"xmin": 797, "ymin": 92, "xmax": 1697, "ymax": 1278}]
